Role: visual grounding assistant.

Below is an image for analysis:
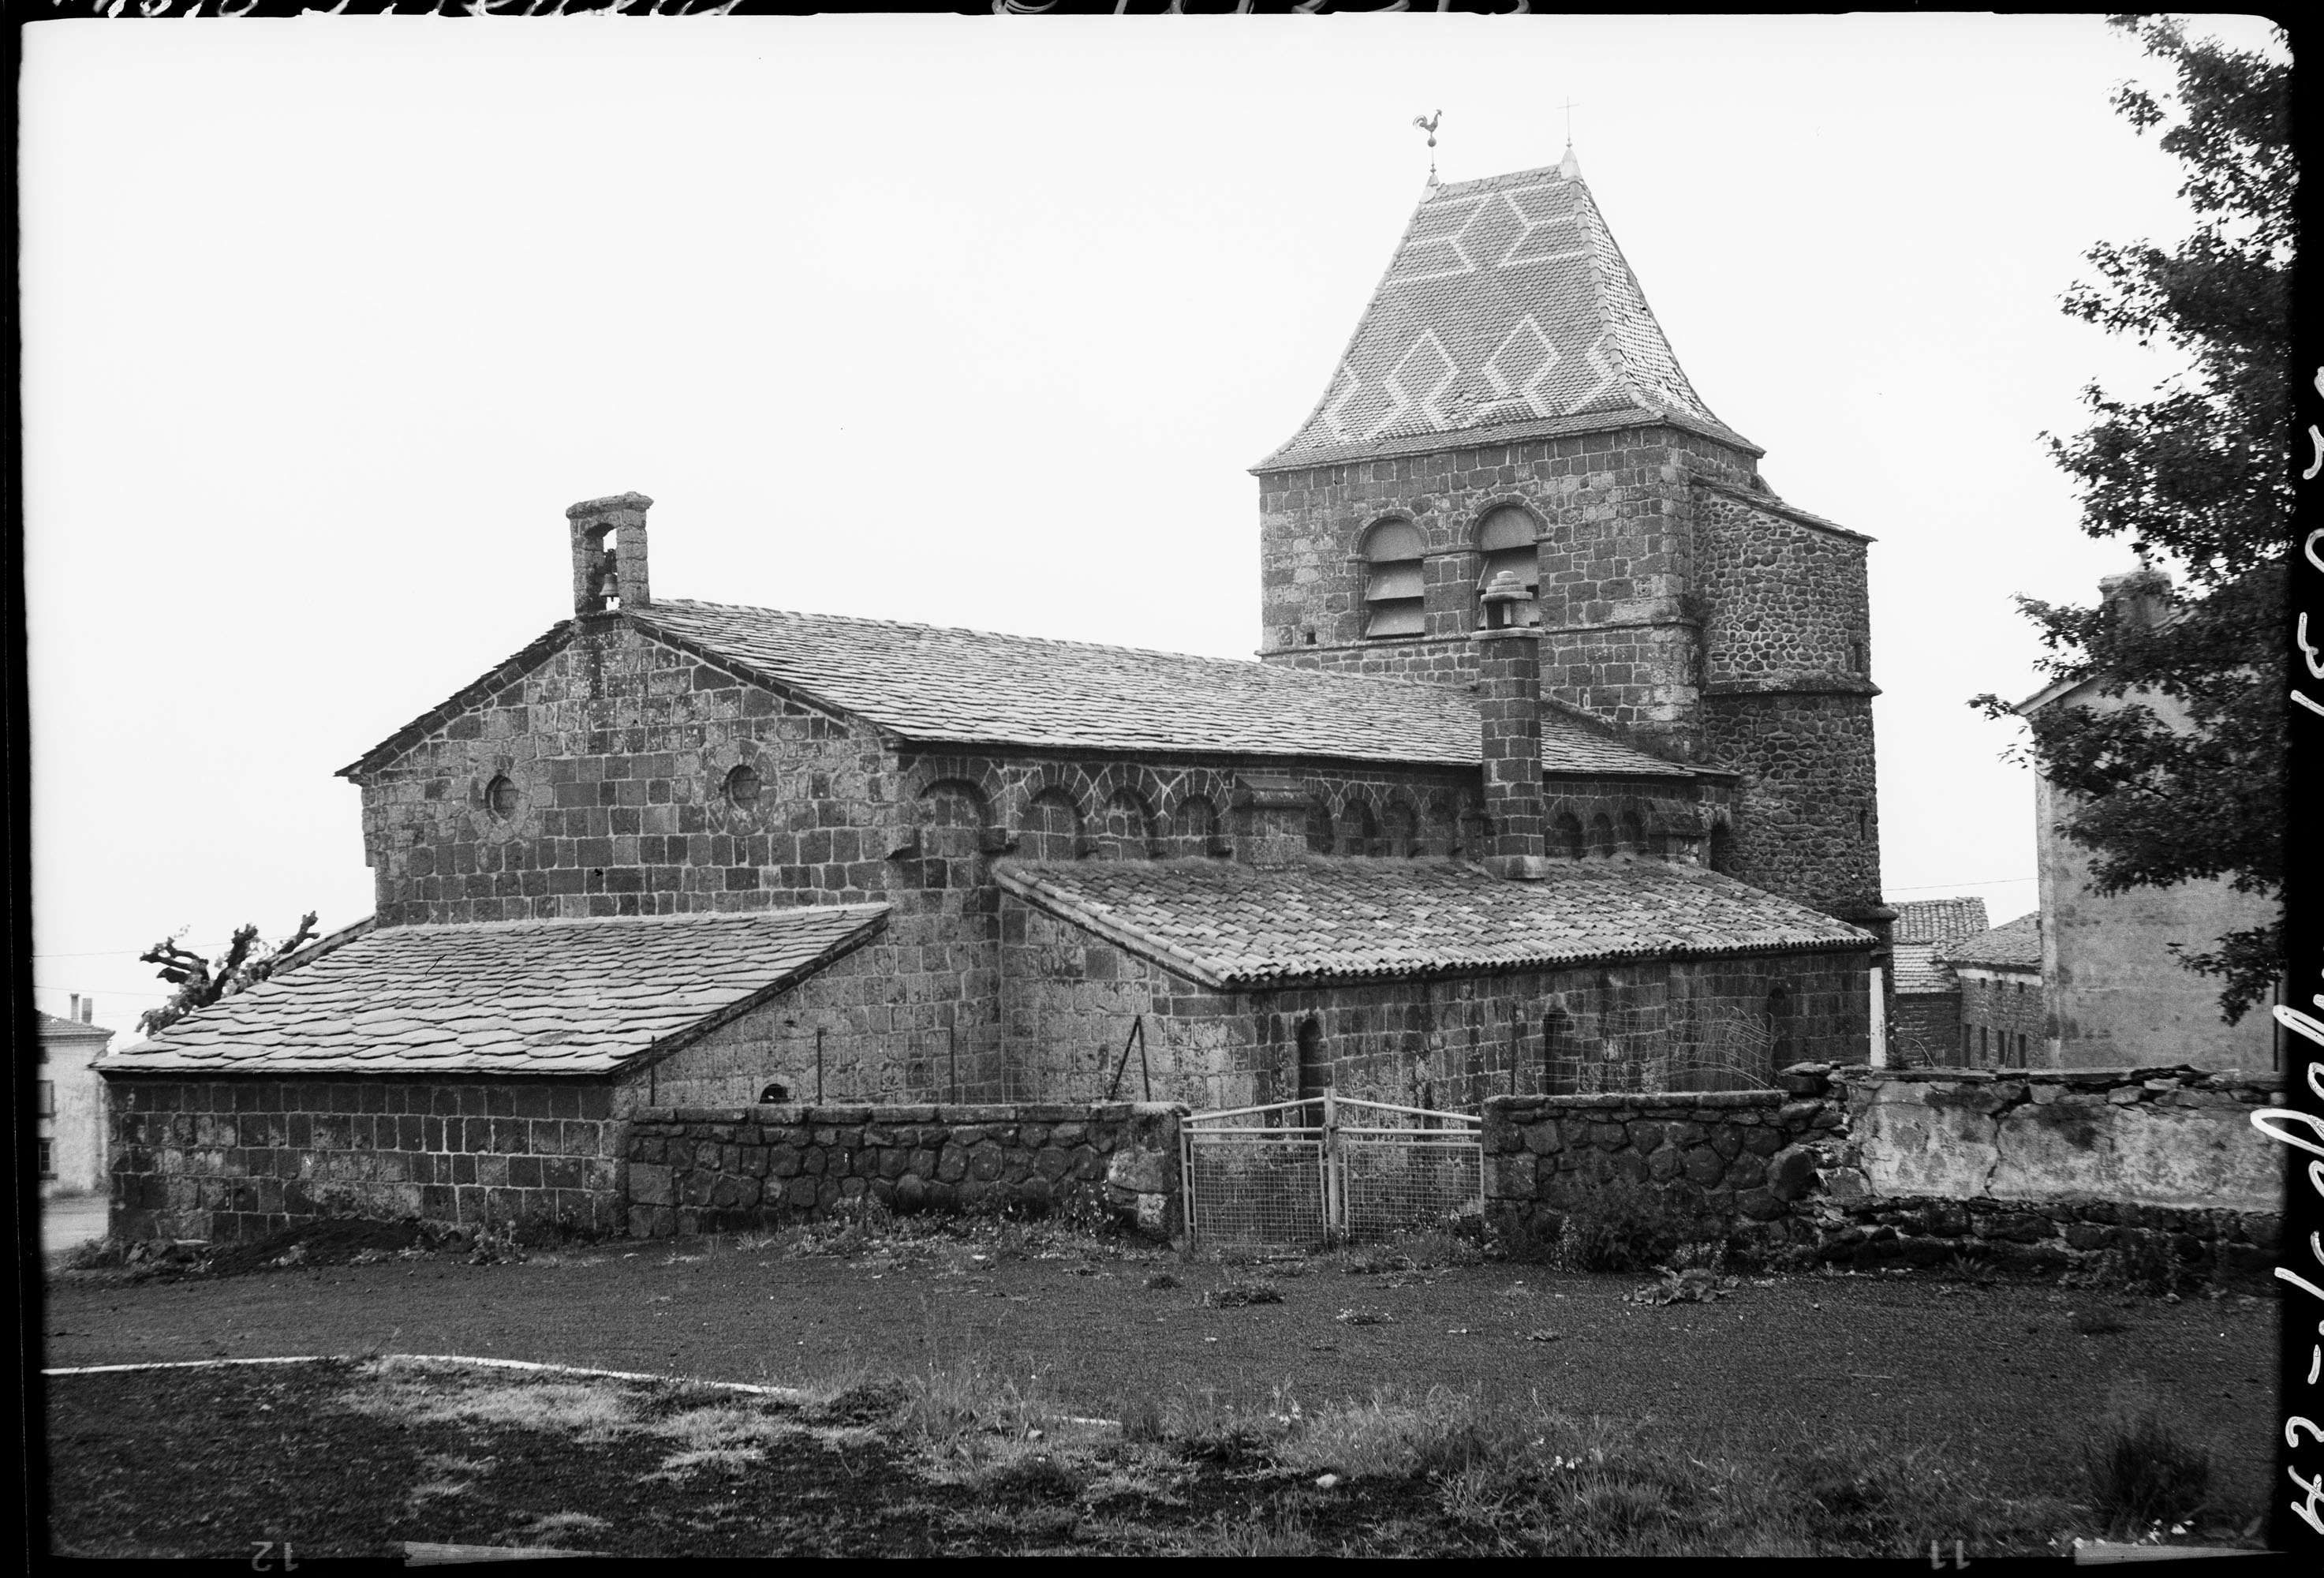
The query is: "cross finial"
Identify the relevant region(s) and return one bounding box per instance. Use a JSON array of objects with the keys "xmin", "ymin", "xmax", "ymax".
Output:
[
  {"xmin": 1412, "ymin": 110, "xmax": 1442, "ymax": 183},
  {"xmin": 1560, "ymin": 97, "xmax": 1581, "ymax": 149}
]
